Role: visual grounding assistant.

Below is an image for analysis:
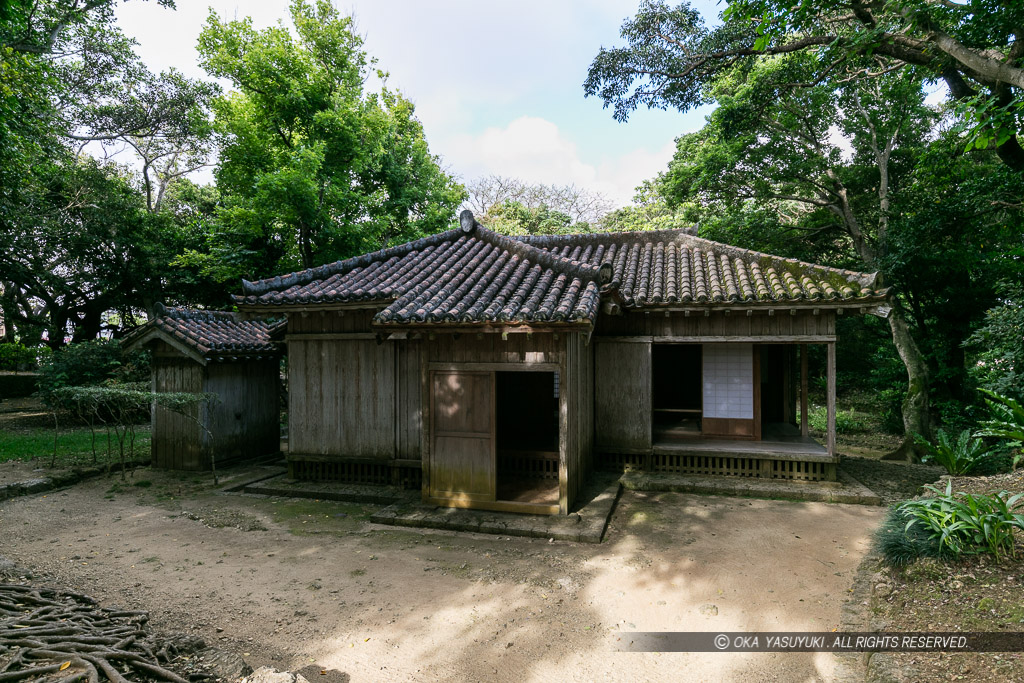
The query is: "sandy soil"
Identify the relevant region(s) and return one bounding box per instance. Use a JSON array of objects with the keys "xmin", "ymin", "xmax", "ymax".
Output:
[{"xmin": 0, "ymin": 466, "xmax": 884, "ymax": 682}]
